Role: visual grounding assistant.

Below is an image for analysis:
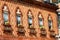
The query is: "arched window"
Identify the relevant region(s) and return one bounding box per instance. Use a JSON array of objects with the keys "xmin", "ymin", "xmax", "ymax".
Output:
[
  {"xmin": 3, "ymin": 5, "xmax": 9, "ymax": 24},
  {"xmin": 3, "ymin": 5, "xmax": 13, "ymax": 35},
  {"xmin": 16, "ymin": 8, "xmax": 25, "ymax": 36},
  {"xmin": 16, "ymin": 8, "xmax": 22, "ymax": 27},
  {"xmin": 38, "ymin": 14, "xmax": 43, "ymax": 28},
  {"xmin": 28, "ymin": 11, "xmax": 33, "ymax": 28},
  {"xmin": 48, "ymin": 15, "xmax": 53, "ymax": 30}
]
